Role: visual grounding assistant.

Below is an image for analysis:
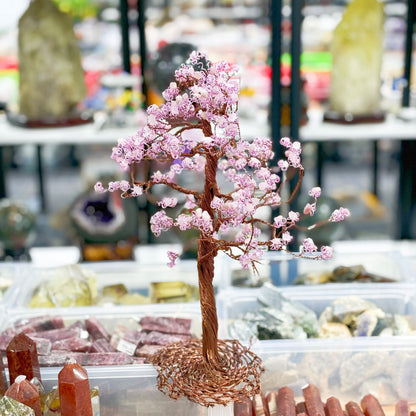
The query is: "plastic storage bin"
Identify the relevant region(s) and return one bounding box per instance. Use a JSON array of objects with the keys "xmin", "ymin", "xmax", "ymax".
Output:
[
  {"xmin": 37, "ymin": 365, "xmax": 233, "ymax": 416},
  {"xmin": 217, "ymin": 286, "xmax": 416, "ymax": 404},
  {"xmin": 217, "ymin": 242, "xmax": 411, "ymax": 287},
  {"xmin": 0, "ymin": 304, "xmax": 236, "ymax": 416},
  {"xmin": 0, "ymin": 262, "xmax": 21, "ymax": 309},
  {"xmin": 8, "ymin": 260, "xmax": 204, "ymax": 309}
]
